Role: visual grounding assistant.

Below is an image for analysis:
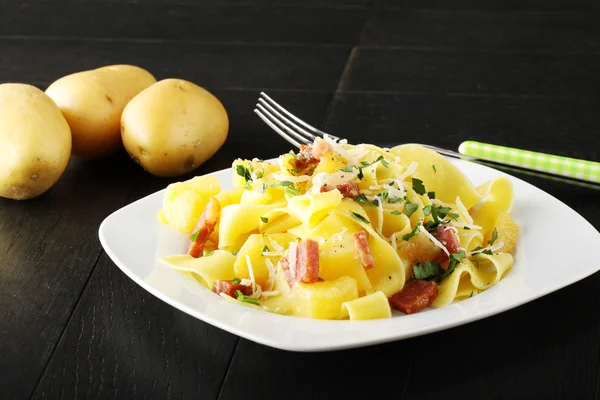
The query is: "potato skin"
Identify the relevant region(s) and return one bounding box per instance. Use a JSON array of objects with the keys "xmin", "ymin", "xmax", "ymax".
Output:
[
  {"xmin": 45, "ymin": 65, "xmax": 156, "ymax": 159},
  {"xmin": 0, "ymin": 83, "xmax": 72, "ymax": 200},
  {"xmin": 121, "ymin": 79, "xmax": 229, "ymax": 177}
]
